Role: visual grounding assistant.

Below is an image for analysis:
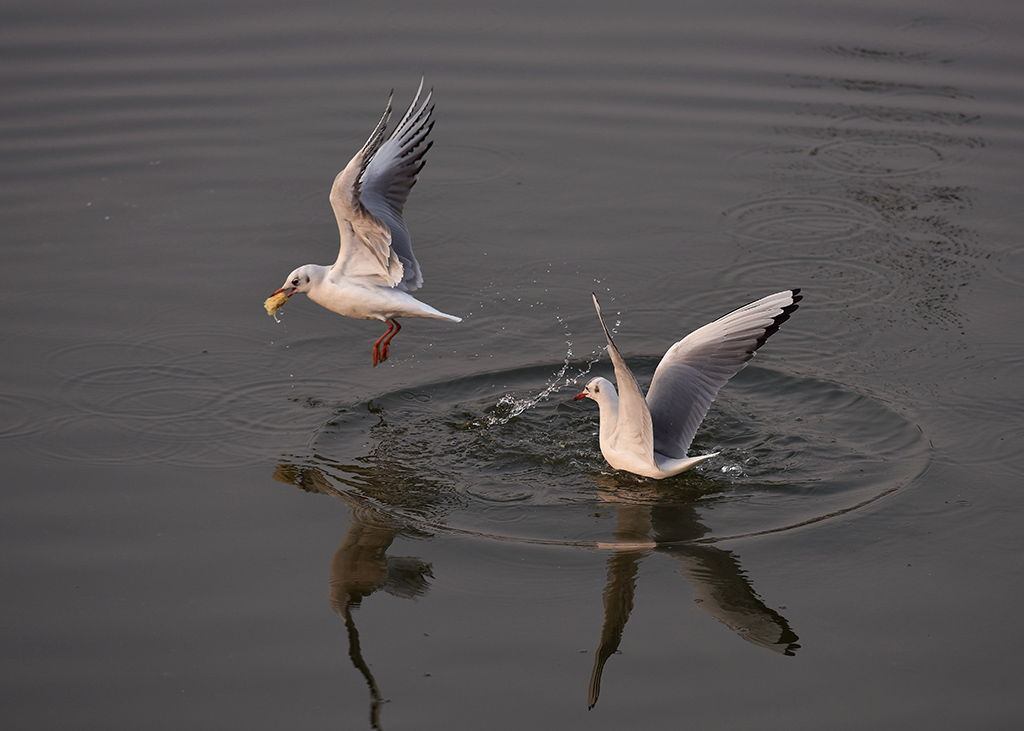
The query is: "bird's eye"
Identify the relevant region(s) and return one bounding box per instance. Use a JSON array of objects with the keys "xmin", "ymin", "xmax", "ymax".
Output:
[{"xmin": 291, "ymin": 278, "xmax": 300, "ymax": 286}]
